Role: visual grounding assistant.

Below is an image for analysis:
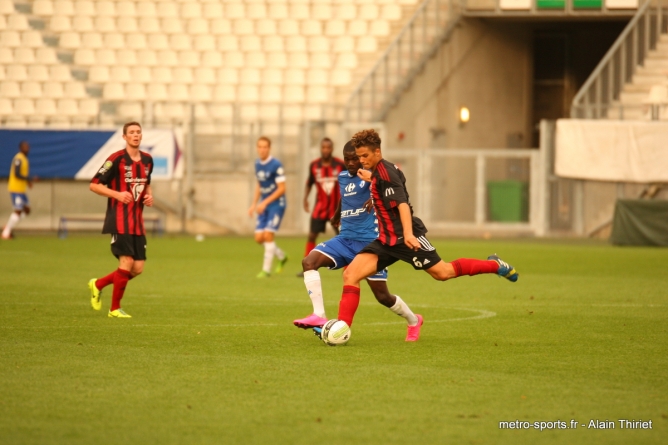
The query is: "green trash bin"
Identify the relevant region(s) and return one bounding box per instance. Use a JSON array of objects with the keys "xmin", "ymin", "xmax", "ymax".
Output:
[
  {"xmin": 536, "ymin": 0, "xmax": 565, "ymax": 9},
  {"xmin": 487, "ymin": 180, "xmax": 528, "ymax": 222}
]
